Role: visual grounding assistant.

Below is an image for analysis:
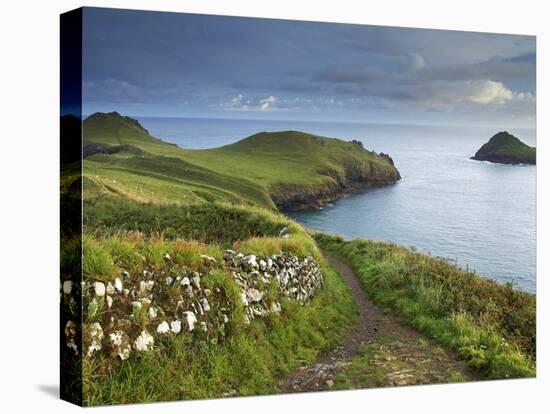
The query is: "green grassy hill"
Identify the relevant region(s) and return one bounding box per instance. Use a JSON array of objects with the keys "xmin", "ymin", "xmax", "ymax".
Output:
[
  {"xmin": 82, "ymin": 112, "xmax": 400, "ymax": 210},
  {"xmin": 471, "ymin": 131, "xmax": 536, "ymax": 165}
]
